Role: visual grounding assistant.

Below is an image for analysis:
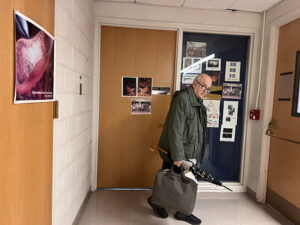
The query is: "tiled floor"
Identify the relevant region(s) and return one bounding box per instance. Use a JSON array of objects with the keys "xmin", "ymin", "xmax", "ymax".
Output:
[{"xmin": 77, "ymin": 190, "xmax": 294, "ymax": 225}]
